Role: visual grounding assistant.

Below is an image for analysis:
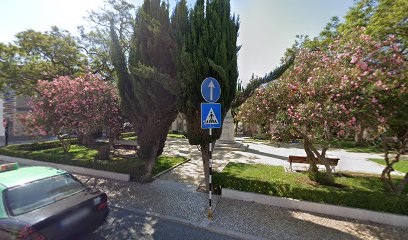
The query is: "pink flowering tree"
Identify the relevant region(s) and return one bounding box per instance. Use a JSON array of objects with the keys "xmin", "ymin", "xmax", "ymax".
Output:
[
  {"xmin": 334, "ymin": 30, "xmax": 407, "ymax": 194},
  {"xmin": 22, "ymin": 73, "xmax": 125, "ymax": 153},
  {"xmin": 238, "ymin": 28, "xmax": 406, "ymax": 186}
]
